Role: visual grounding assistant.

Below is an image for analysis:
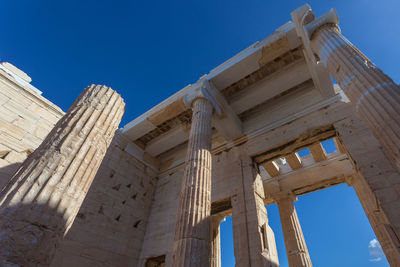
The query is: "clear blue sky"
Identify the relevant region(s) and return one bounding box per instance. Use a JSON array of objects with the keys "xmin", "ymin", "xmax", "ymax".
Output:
[{"xmin": 1, "ymin": 1, "xmax": 398, "ymax": 266}]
